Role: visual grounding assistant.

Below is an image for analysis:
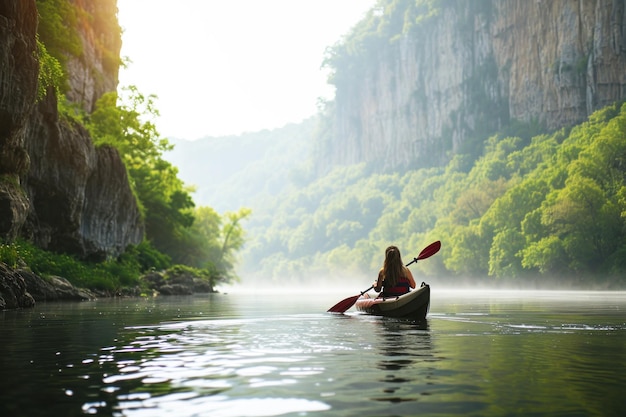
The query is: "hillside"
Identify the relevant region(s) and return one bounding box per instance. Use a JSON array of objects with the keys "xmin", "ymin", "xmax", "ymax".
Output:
[
  {"xmin": 166, "ymin": 118, "xmax": 315, "ymax": 213},
  {"xmin": 165, "ymin": 0, "xmax": 626, "ymax": 289},
  {"xmin": 318, "ymin": 0, "xmax": 626, "ymax": 173},
  {"xmin": 225, "ymin": 103, "xmax": 626, "ymax": 289}
]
